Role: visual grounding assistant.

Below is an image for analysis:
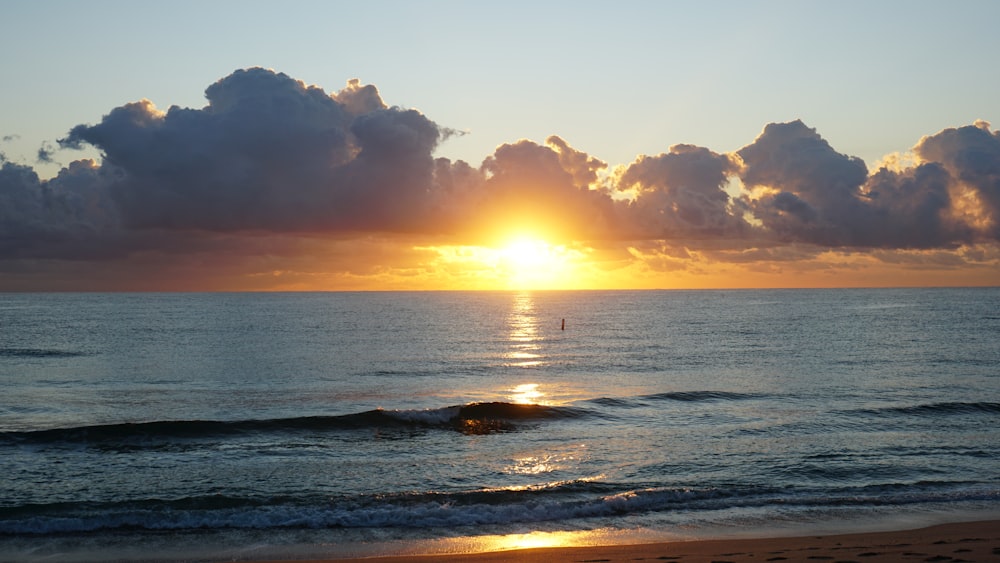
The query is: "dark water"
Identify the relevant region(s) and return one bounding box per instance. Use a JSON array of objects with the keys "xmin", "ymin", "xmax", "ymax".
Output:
[{"xmin": 1, "ymin": 289, "xmax": 998, "ymax": 561}]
